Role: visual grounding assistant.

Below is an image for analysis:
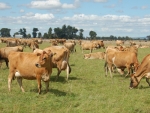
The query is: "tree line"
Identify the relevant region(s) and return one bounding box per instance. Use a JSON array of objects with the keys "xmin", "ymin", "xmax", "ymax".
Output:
[{"xmin": 0, "ymin": 24, "xmax": 148, "ymax": 40}]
